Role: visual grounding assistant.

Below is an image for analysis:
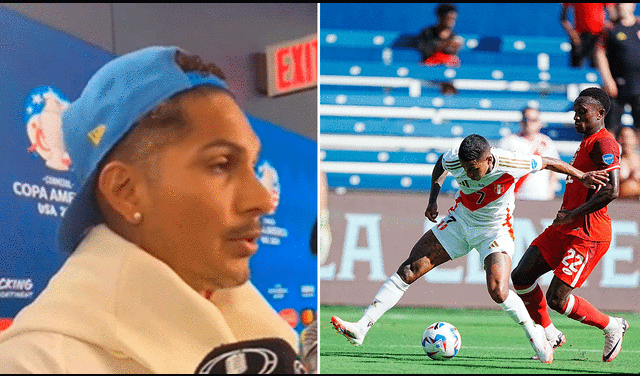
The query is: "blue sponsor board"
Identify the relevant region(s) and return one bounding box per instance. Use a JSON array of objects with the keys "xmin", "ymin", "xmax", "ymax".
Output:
[{"xmin": 0, "ymin": 8, "xmax": 317, "ymax": 333}]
